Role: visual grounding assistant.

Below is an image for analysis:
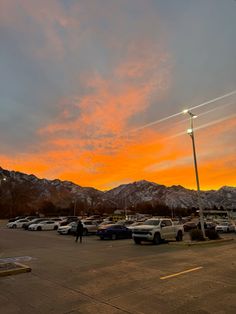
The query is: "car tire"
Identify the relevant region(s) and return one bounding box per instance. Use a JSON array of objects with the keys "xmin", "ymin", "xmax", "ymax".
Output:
[
  {"xmin": 83, "ymin": 229, "xmax": 88, "ymax": 236},
  {"xmin": 111, "ymin": 234, "xmax": 117, "ymax": 240},
  {"xmin": 37, "ymin": 226, "xmax": 42, "ymax": 231},
  {"xmin": 134, "ymin": 238, "xmax": 141, "ymax": 245},
  {"xmin": 12, "ymin": 225, "xmax": 16, "ymax": 229},
  {"xmin": 153, "ymin": 233, "xmax": 161, "ymax": 245},
  {"xmin": 176, "ymin": 231, "xmax": 183, "ymax": 242},
  {"xmin": 54, "ymin": 225, "xmax": 58, "ymax": 230},
  {"xmin": 100, "ymin": 236, "xmax": 104, "ymax": 240}
]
